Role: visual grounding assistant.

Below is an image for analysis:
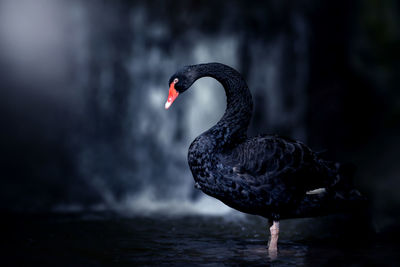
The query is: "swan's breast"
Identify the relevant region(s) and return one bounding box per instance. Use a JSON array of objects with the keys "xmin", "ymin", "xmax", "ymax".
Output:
[{"xmin": 187, "ymin": 135, "xmax": 216, "ymax": 181}]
